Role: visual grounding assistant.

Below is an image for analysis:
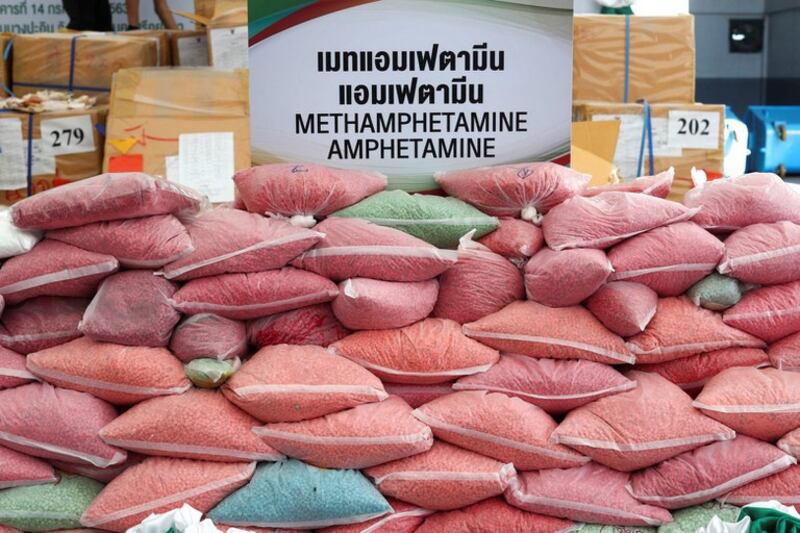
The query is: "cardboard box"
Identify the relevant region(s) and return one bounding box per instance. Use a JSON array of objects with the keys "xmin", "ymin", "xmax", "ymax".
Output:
[
  {"xmin": 0, "ymin": 106, "xmax": 107, "ymax": 205},
  {"xmin": 169, "ymin": 31, "xmax": 209, "ymax": 66},
  {"xmin": 126, "ymin": 30, "xmax": 173, "ymax": 66},
  {"xmin": 573, "ymin": 15, "xmax": 696, "ymax": 104},
  {"xmin": 178, "ymin": 0, "xmax": 247, "ymax": 70},
  {"xmin": 103, "ymin": 67, "xmax": 249, "ymax": 202},
  {"xmin": 573, "ymin": 101, "xmax": 724, "ymax": 200},
  {"xmin": 11, "ymin": 33, "xmax": 158, "ymax": 101},
  {"xmin": 0, "ymin": 33, "xmax": 11, "ymax": 95}
]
